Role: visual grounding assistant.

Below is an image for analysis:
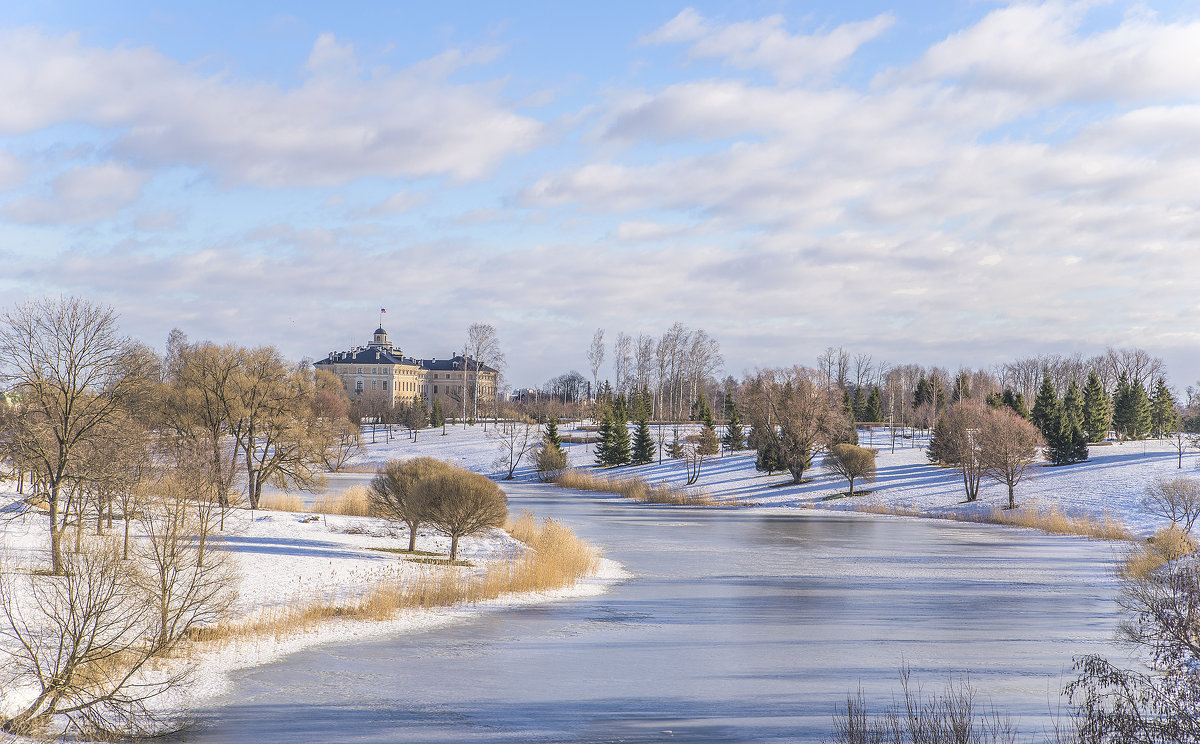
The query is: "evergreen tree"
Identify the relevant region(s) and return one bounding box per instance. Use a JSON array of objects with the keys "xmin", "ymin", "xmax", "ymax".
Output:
[
  {"xmin": 545, "ymin": 419, "xmax": 564, "ymax": 450},
  {"xmin": 1112, "ymin": 374, "xmax": 1133, "ymax": 440},
  {"xmin": 697, "ymin": 423, "xmax": 719, "ymax": 457},
  {"xmin": 864, "ymin": 386, "xmax": 883, "ymax": 423},
  {"xmin": 723, "ymin": 404, "xmax": 745, "ymax": 451},
  {"xmin": 986, "ymin": 391, "xmax": 1004, "ymax": 409},
  {"xmin": 913, "ymin": 376, "xmax": 932, "ymax": 410},
  {"xmin": 755, "ymin": 434, "xmax": 787, "ymax": 474},
  {"xmin": 1151, "ymin": 377, "xmax": 1178, "ymax": 438},
  {"xmin": 593, "ymin": 408, "xmax": 614, "ymax": 467},
  {"xmin": 1081, "ymin": 370, "xmax": 1112, "ymax": 443},
  {"xmin": 609, "ymin": 412, "xmax": 631, "ymax": 466},
  {"xmin": 1030, "ymin": 375, "xmax": 1059, "ymax": 438},
  {"xmin": 1130, "ymin": 381, "xmax": 1153, "ymax": 440},
  {"xmin": 722, "ymin": 383, "xmax": 737, "ymax": 421},
  {"xmin": 842, "ymin": 388, "xmax": 854, "ymax": 424},
  {"xmin": 951, "ymin": 372, "xmax": 971, "ymax": 403},
  {"xmin": 1001, "ymin": 389, "xmax": 1028, "ymax": 419},
  {"xmin": 927, "ymin": 413, "xmax": 954, "ymax": 465},
  {"xmin": 666, "ymin": 427, "xmax": 687, "ymax": 460},
  {"xmin": 852, "ymin": 386, "xmax": 865, "ymax": 422},
  {"xmin": 691, "ymin": 391, "xmax": 715, "ymax": 427},
  {"xmin": 1062, "ymin": 380, "xmax": 1084, "ymax": 431},
  {"xmin": 1046, "ymin": 381, "xmax": 1088, "ymax": 465},
  {"xmin": 429, "ymin": 397, "xmax": 445, "ymax": 428},
  {"xmin": 613, "ymin": 393, "xmax": 628, "ymax": 424},
  {"xmin": 631, "ymin": 417, "xmax": 655, "ymax": 465}
]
